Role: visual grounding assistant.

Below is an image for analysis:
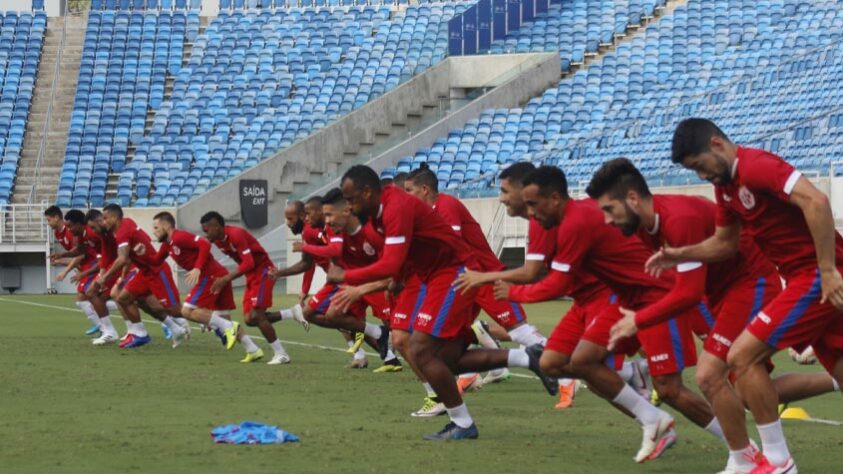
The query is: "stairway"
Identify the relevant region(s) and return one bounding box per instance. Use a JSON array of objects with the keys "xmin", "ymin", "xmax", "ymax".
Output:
[
  {"xmin": 14, "ymin": 15, "xmax": 86, "ymax": 206},
  {"xmin": 3, "ymin": 16, "xmax": 86, "ymax": 243}
]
